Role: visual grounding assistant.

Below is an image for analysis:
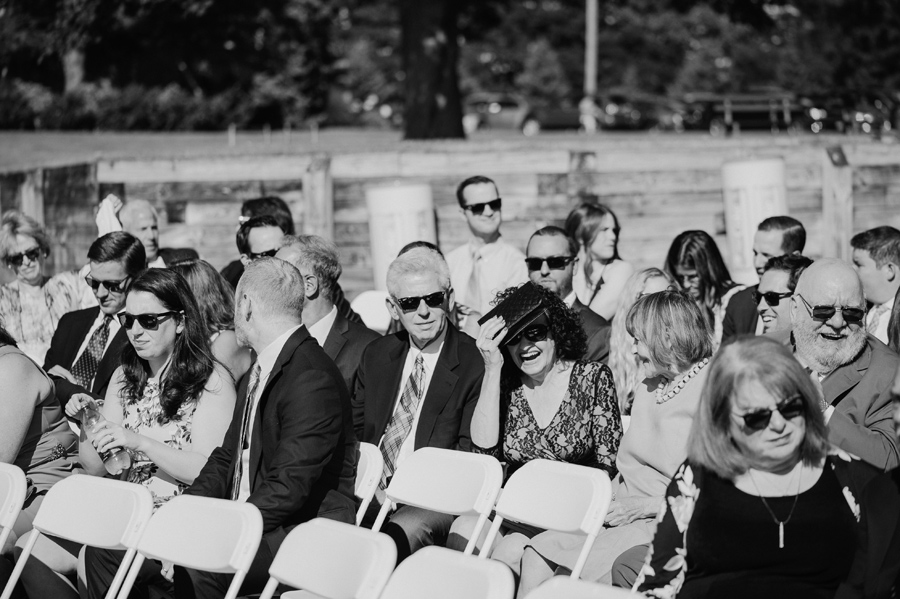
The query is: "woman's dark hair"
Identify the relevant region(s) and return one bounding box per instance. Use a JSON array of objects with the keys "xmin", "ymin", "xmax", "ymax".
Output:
[
  {"xmin": 664, "ymin": 230, "xmax": 735, "ymax": 318},
  {"xmin": 564, "ymin": 202, "xmax": 622, "ymax": 261},
  {"xmin": 119, "ymin": 269, "xmax": 216, "ymax": 422},
  {"xmin": 0, "ymin": 321, "xmax": 18, "ymax": 347},
  {"xmin": 167, "ymin": 259, "xmax": 235, "ymax": 337}
]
